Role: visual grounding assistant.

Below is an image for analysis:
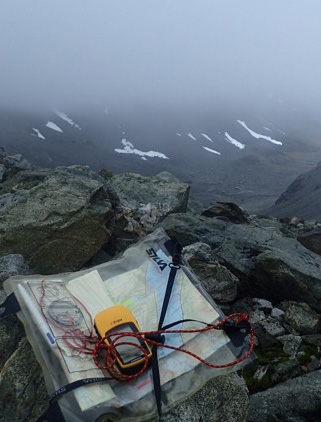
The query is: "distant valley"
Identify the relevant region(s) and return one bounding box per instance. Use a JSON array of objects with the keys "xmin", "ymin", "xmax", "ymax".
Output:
[{"xmin": 1, "ymin": 101, "xmax": 321, "ymax": 214}]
